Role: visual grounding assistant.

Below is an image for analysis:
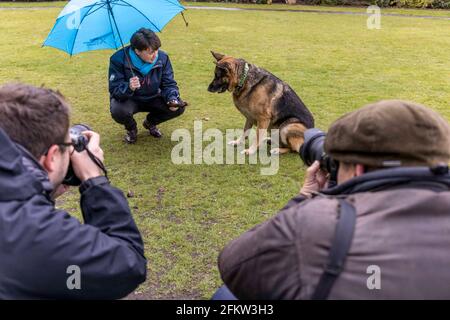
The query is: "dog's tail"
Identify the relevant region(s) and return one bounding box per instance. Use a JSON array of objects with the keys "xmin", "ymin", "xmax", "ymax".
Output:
[{"xmin": 279, "ymin": 120, "xmax": 308, "ymax": 153}]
